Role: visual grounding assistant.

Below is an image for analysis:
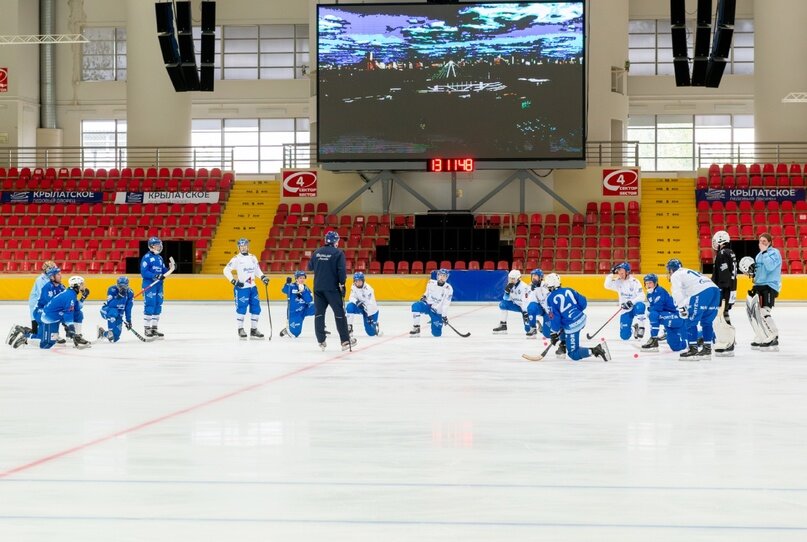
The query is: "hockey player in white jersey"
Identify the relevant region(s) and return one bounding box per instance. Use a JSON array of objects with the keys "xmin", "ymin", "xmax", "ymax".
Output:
[
  {"xmin": 223, "ymin": 238, "xmax": 270, "ymax": 339},
  {"xmin": 492, "ymin": 269, "xmax": 533, "ymax": 336},
  {"xmin": 526, "ymin": 268, "xmax": 552, "ymax": 338},
  {"xmin": 410, "ymin": 268, "xmax": 453, "ymax": 337},
  {"xmin": 346, "ymin": 271, "xmax": 380, "ymax": 337},
  {"xmin": 667, "ymin": 258, "xmax": 721, "ymax": 360},
  {"xmin": 604, "ymin": 262, "xmax": 647, "ymax": 340}
]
